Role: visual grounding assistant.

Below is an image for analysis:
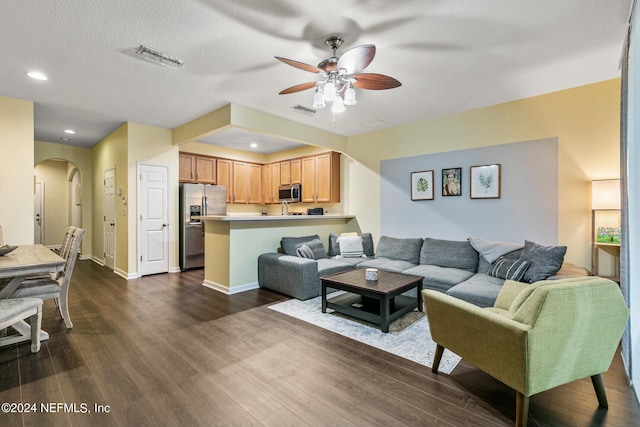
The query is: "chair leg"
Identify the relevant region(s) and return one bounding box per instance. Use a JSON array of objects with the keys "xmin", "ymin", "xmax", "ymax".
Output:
[
  {"xmin": 431, "ymin": 344, "xmax": 444, "ymax": 374},
  {"xmin": 30, "ymin": 306, "xmax": 42, "ymax": 353},
  {"xmin": 591, "ymin": 374, "xmax": 609, "ymax": 408},
  {"xmin": 58, "ymin": 294, "xmax": 73, "ymax": 329},
  {"xmin": 516, "ymin": 392, "xmax": 530, "ymax": 427}
]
